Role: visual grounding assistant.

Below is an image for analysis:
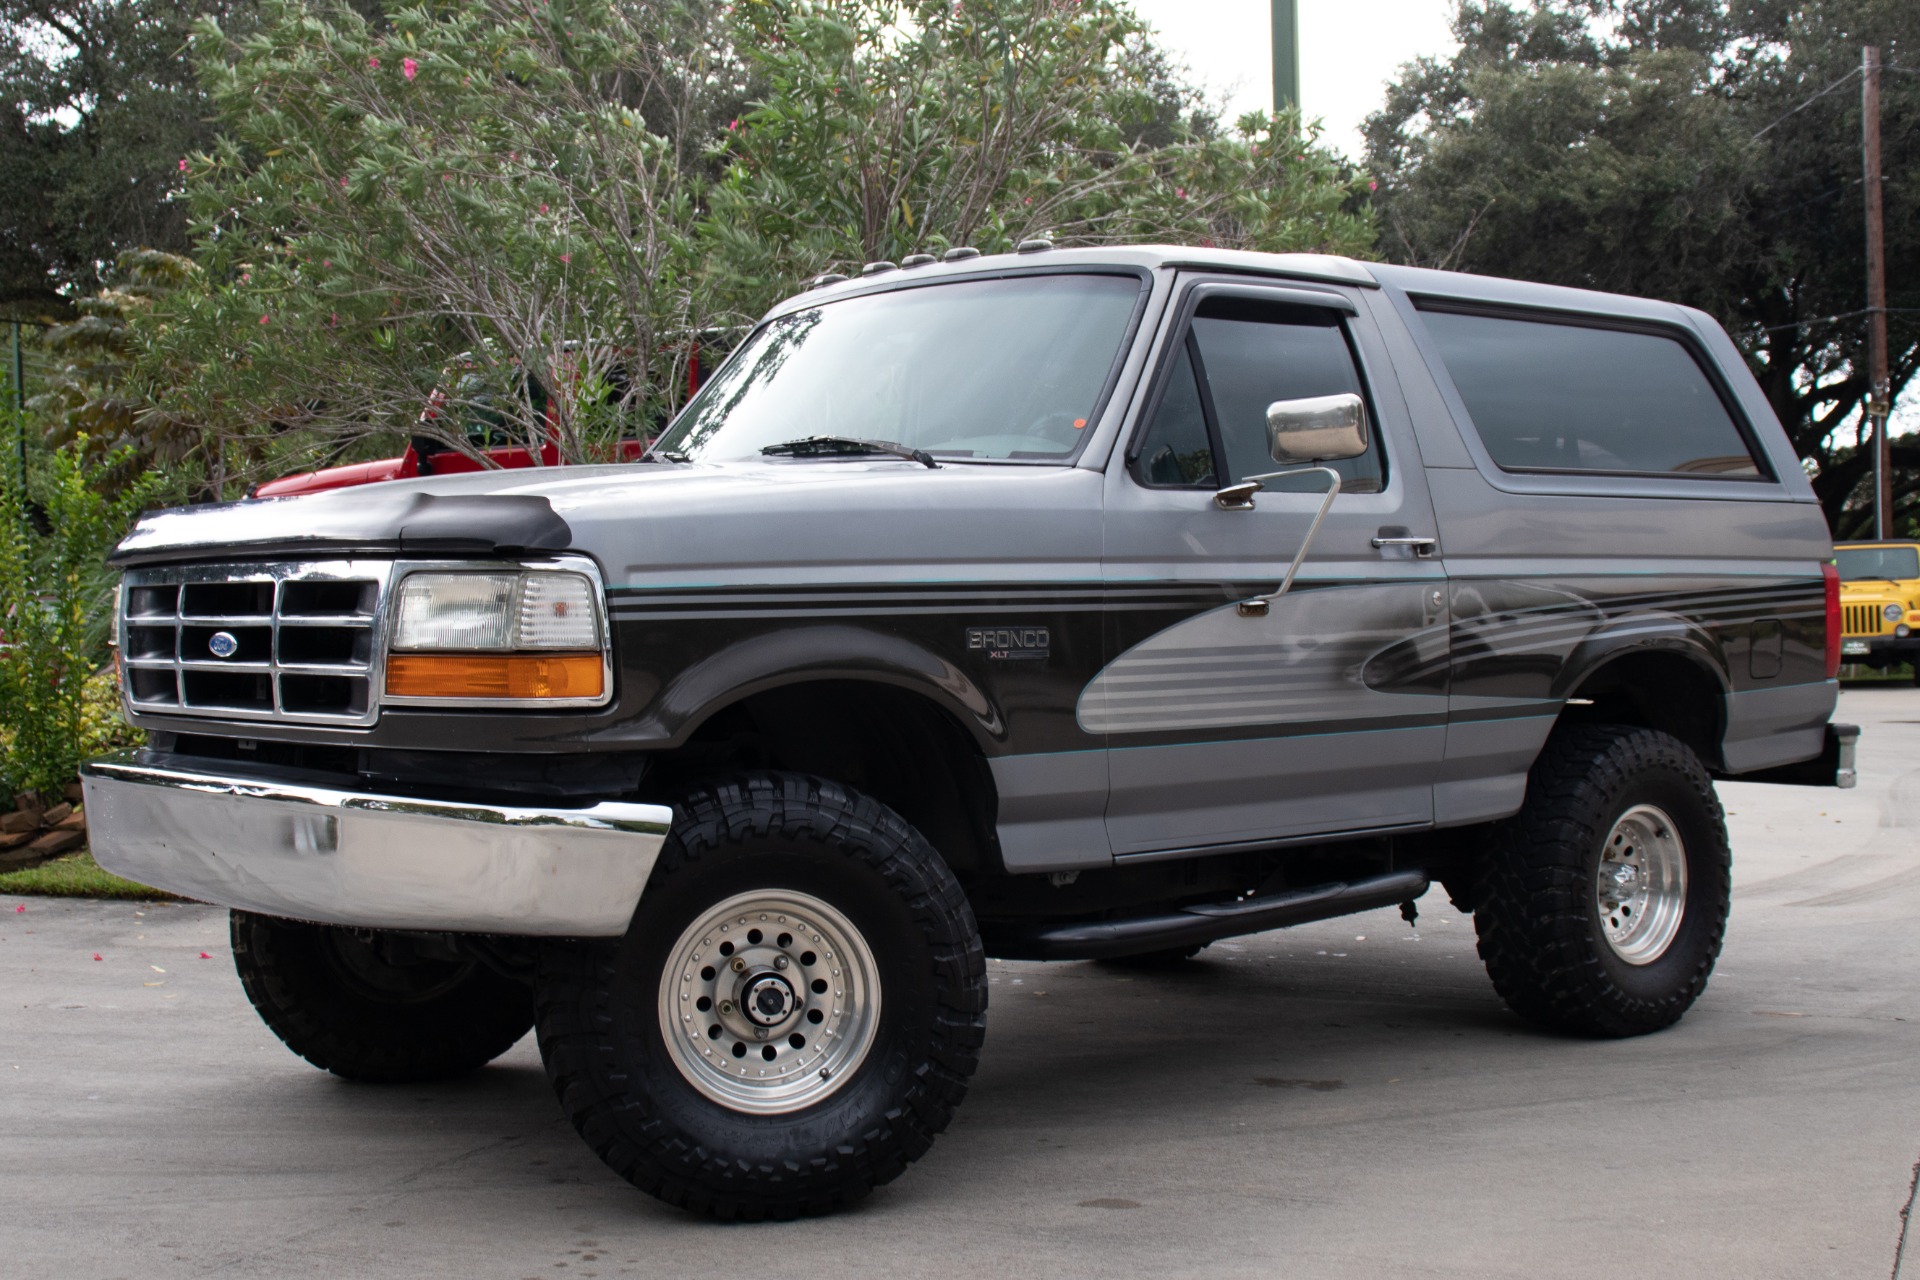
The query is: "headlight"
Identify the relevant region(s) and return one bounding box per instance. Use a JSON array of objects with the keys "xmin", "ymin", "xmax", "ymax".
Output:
[
  {"xmin": 1886, "ymin": 603, "xmax": 1904, "ymax": 622},
  {"xmin": 385, "ymin": 568, "xmax": 606, "ymax": 702}
]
